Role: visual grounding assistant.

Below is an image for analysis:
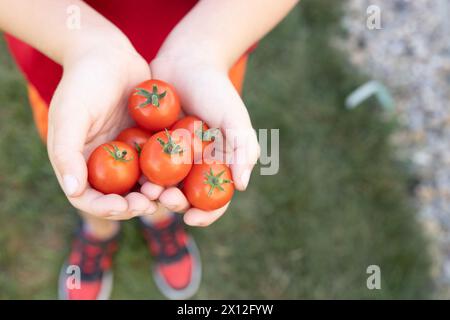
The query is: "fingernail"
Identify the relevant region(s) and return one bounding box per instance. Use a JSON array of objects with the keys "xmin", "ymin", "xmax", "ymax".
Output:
[
  {"xmin": 63, "ymin": 175, "xmax": 79, "ymax": 196},
  {"xmin": 240, "ymin": 169, "xmax": 251, "ymax": 190},
  {"xmin": 110, "ymin": 211, "xmax": 123, "ymax": 216}
]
